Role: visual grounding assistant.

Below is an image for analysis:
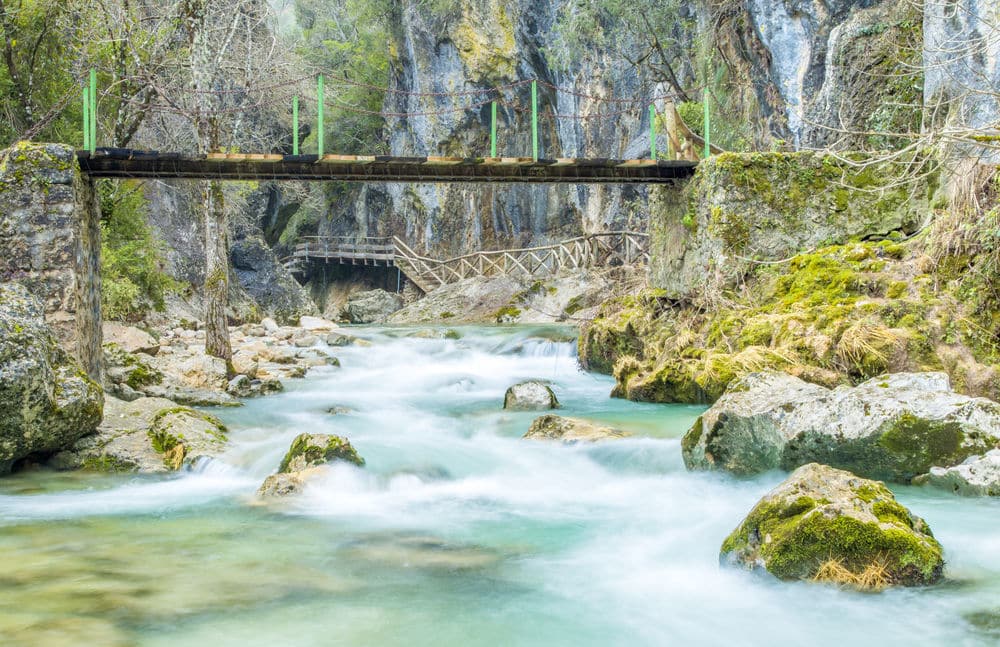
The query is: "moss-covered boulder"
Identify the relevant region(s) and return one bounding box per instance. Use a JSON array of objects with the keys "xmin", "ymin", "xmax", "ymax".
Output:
[
  {"xmin": 49, "ymin": 396, "xmax": 228, "ymax": 473},
  {"xmin": 524, "ymin": 415, "xmax": 630, "ymax": 443},
  {"xmin": 503, "ymin": 381, "xmax": 560, "ymax": 411},
  {"xmin": 258, "ymin": 433, "xmax": 365, "ymax": 498},
  {"xmin": 278, "ymin": 433, "xmax": 364, "ymax": 473},
  {"xmin": 721, "ymin": 463, "xmax": 944, "ymax": 588},
  {"xmin": 683, "ymin": 371, "xmax": 1000, "ymax": 483},
  {"xmin": 0, "ymin": 284, "xmax": 103, "ymax": 473}
]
